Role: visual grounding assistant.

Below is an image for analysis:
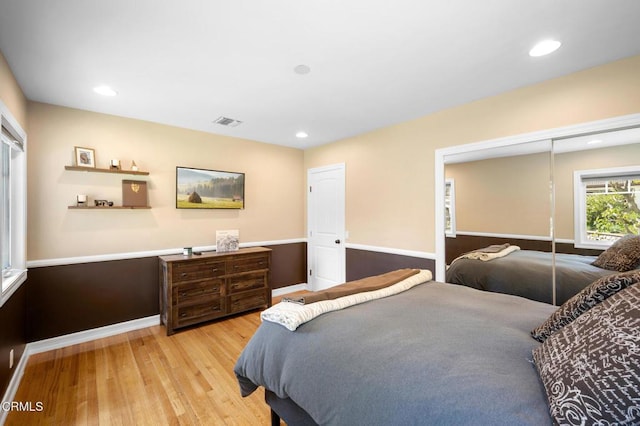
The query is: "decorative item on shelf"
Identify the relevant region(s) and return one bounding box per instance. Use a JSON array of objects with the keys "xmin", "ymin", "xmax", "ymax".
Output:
[
  {"xmin": 76, "ymin": 194, "xmax": 88, "ymax": 206},
  {"xmin": 74, "ymin": 147, "xmax": 96, "ymax": 168},
  {"xmin": 183, "ymin": 247, "xmax": 193, "ymax": 256},
  {"xmin": 110, "ymin": 159, "xmax": 121, "ymax": 170},
  {"xmin": 122, "ymin": 179, "xmax": 148, "ymax": 207},
  {"xmin": 131, "ymin": 160, "xmax": 139, "ymax": 172},
  {"xmin": 216, "ymin": 230, "xmax": 240, "ymax": 253},
  {"xmin": 94, "ymin": 200, "xmax": 114, "ymax": 207}
]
